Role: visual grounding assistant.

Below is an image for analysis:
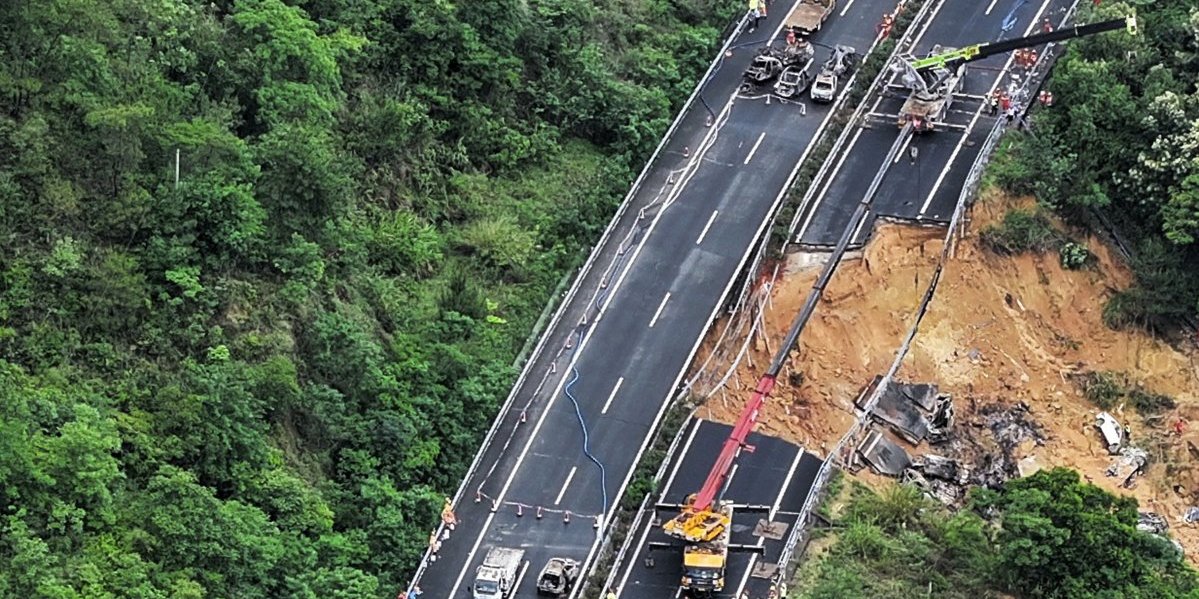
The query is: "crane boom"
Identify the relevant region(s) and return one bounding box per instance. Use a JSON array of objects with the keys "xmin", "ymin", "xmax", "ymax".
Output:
[{"xmin": 910, "ymin": 16, "xmax": 1135, "ymax": 72}]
